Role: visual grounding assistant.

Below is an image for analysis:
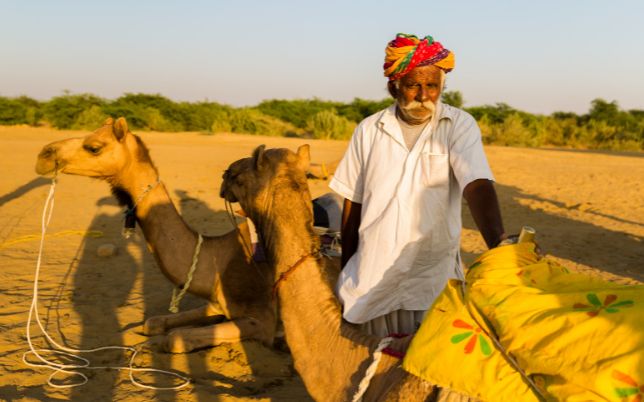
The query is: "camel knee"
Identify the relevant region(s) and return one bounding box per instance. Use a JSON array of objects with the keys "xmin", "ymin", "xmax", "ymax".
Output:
[
  {"xmin": 143, "ymin": 315, "xmax": 167, "ymax": 336},
  {"xmin": 243, "ymin": 316, "xmax": 275, "ymax": 345}
]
